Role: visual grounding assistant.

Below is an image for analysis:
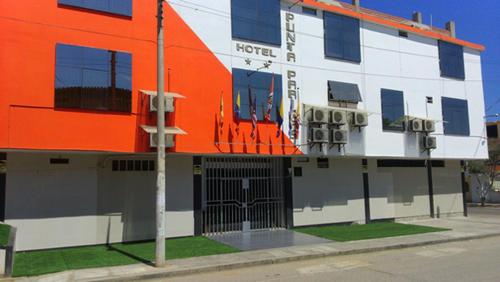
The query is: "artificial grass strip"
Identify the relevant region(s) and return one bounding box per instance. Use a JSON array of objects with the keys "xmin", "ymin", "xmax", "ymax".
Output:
[
  {"xmin": 0, "ymin": 224, "xmax": 11, "ymax": 247},
  {"xmin": 13, "ymin": 236, "xmax": 239, "ymax": 277},
  {"xmin": 294, "ymin": 222, "xmax": 449, "ymax": 242}
]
